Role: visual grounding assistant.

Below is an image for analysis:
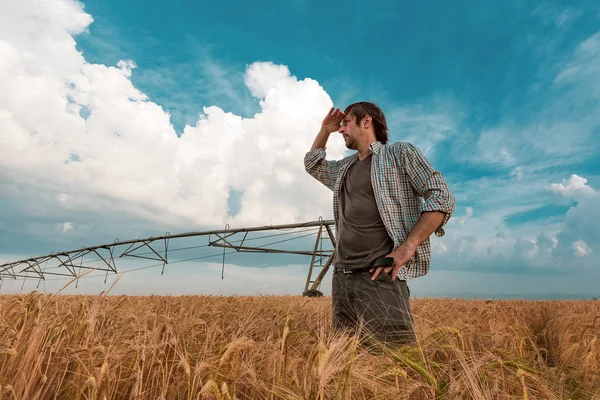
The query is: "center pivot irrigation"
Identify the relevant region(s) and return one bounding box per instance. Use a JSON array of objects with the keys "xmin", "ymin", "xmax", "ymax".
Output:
[{"xmin": 0, "ymin": 219, "xmax": 337, "ymax": 296}]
